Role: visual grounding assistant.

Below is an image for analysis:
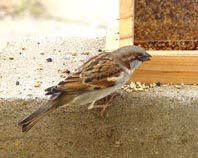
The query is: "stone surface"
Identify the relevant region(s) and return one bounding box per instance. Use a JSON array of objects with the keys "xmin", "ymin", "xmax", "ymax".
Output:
[{"xmin": 0, "ymin": 37, "xmax": 198, "ymax": 158}]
